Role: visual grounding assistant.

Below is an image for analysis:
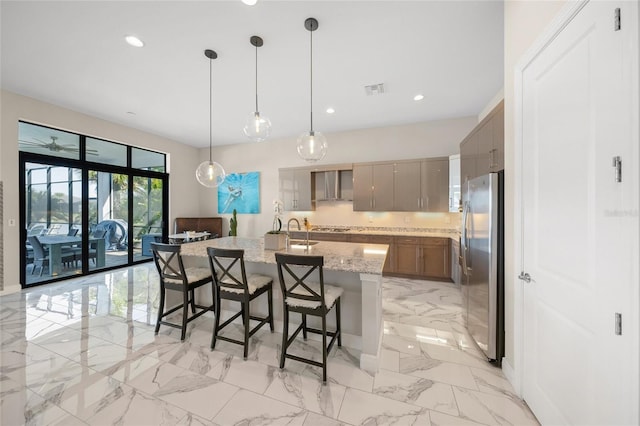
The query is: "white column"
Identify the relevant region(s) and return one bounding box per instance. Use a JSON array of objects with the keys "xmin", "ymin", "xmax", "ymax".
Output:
[{"xmin": 359, "ymin": 272, "xmax": 383, "ymax": 374}]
